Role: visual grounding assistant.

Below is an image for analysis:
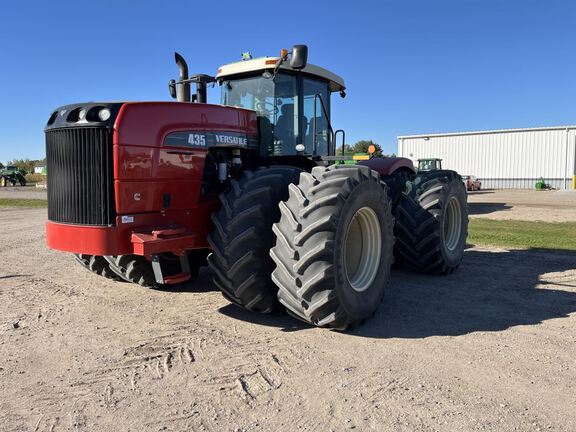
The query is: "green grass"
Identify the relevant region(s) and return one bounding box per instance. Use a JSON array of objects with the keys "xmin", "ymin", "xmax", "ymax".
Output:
[
  {"xmin": 0, "ymin": 198, "xmax": 47, "ymax": 208},
  {"xmin": 468, "ymin": 218, "xmax": 576, "ymax": 251}
]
